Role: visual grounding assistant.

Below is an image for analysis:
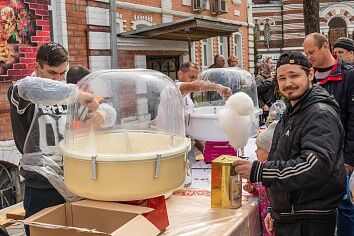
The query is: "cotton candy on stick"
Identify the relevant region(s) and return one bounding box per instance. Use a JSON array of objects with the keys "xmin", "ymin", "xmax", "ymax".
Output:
[
  {"xmin": 218, "ymin": 92, "xmax": 253, "ymax": 148},
  {"xmin": 218, "ymin": 107, "xmax": 251, "ymax": 148},
  {"xmin": 225, "ymin": 92, "xmax": 254, "ymax": 116}
]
